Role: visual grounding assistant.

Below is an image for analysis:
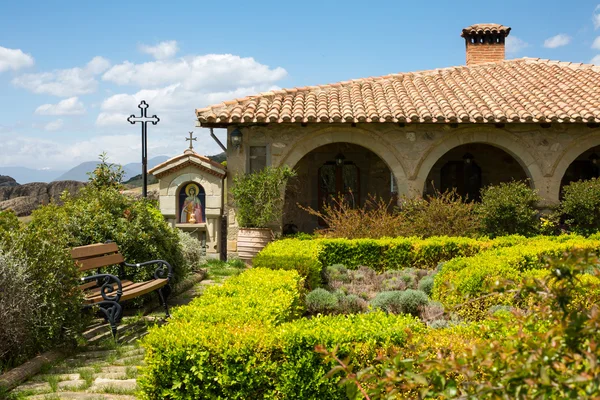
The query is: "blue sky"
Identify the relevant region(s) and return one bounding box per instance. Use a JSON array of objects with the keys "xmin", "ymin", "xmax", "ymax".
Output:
[{"xmin": 1, "ymin": 0, "xmax": 600, "ymax": 171}]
